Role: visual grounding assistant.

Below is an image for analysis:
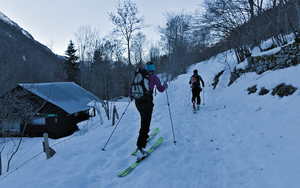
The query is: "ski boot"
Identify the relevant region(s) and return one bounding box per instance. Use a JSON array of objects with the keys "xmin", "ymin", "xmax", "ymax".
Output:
[
  {"xmin": 193, "ymin": 101, "xmax": 196, "ymax": 113},
  {"xmin": 137, "ymin": 147, "xmax": 148, "ymax": 162}
]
